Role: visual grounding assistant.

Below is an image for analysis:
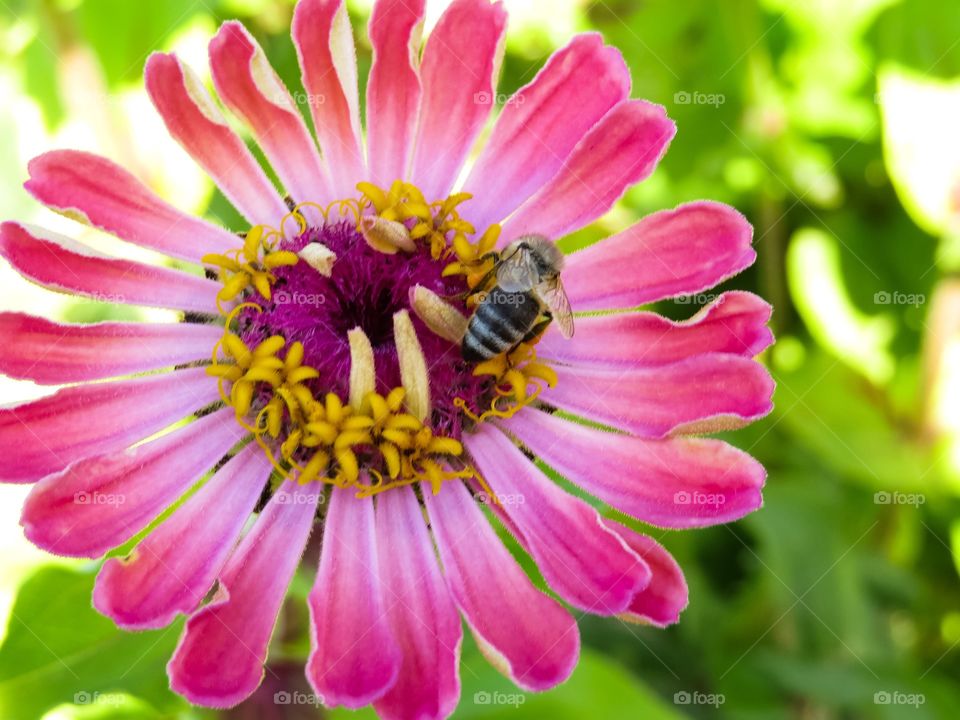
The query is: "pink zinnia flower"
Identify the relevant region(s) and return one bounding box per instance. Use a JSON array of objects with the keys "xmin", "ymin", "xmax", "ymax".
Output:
[{"xmin": 0, "ymin": 0, "xmax": 774, "ymax": 716}]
